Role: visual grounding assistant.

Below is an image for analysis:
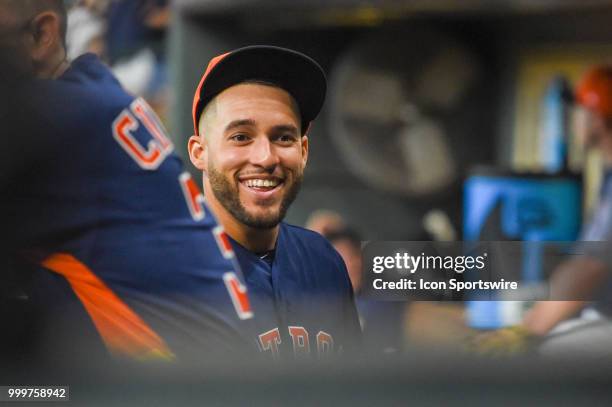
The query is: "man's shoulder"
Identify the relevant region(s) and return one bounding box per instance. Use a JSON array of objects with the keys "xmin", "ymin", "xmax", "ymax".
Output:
[
  {"xmin": 282, "ymin": 223, "xmax": 332, "ymax": 247},
  {"xmin": 35, "ymin": 55, "xmax": 135, "ymax": 135},
  {"xmin": 281, "ymin": 223, "xmax": 343, "ymax": 263},
  {"xmin": 61, "ymin": 54, "xmax": 121, "ymax": 89},
  {"xmin": 280, "ymin": 223, "xmax": 352, "ymax": 294},
  {"xmin": 46, "ymin": 54, "xmax": 131, "ymax": 112}
]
